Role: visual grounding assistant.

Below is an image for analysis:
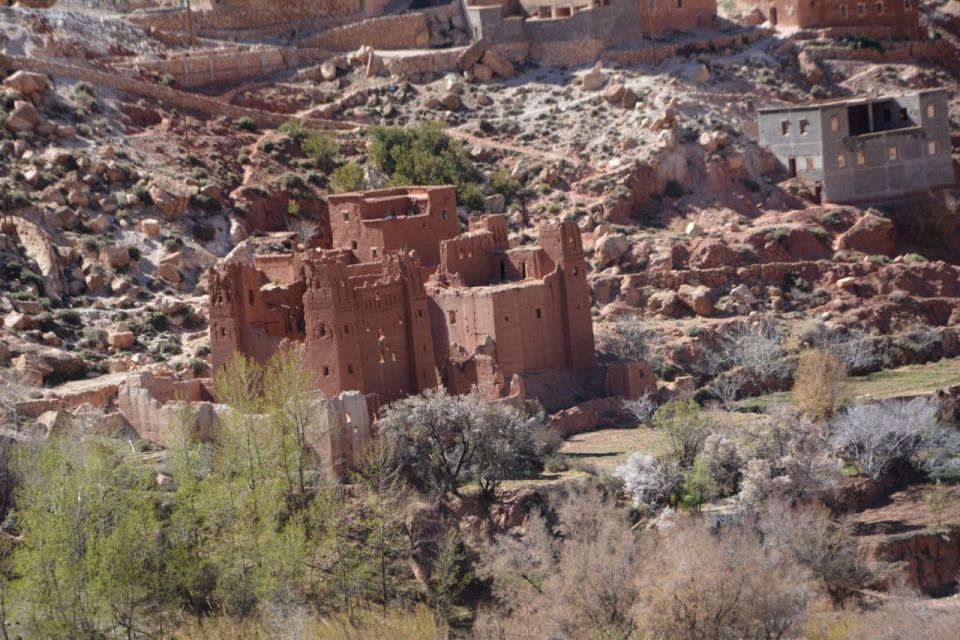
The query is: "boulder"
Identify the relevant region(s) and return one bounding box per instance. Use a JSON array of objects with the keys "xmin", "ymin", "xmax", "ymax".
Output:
[
  {"xmin": 648, "ymin": 108, "xmax": 676, "ymax": 131},
  {"xmin": 483, "ymin": 193, "xmax": 505, "ymax": 214},
  {"xmin": 107, "ymin": 330, "xmax": 136, "ymax": 350},
  {"xmin": 157, "ymin": 262, "xmax": 181, "ymax": 285},
  {"xmin": 597, "ymin": 233, "xmax": 629, "ymax": 265},
  {"xmin": 472, "ymin": 62, "xmax": 493, "ymax": 82},
  {"xmin": 320, "ymin": 59, "xmax": 338, "ymax": 81},
  {"xmin": 5, "ymin": 338, "xmax": 85, "ymax": 379},
  {"xmin": 620, "ymin": 87, "xmax": 638, "ymax": 109},
  {"xmin": 2, "ymin": 70, "xmax": 49, "ymax": 96},
  {"xmin": 603, "ymin": 82, "xmax": 626, "ymax": 105},
  {"xmin": 647, "ymin": 291, "xmax": 681, "ymax": 317},
  {"xmin": 480, "ymin": 50, "xmax": 514, "ymax": 78},
  {"xmin": 99, "ymin": 245, "xmax": 130, "ymax": 270},
  {"xmin": 835, "ymin": 213, "xmax": 896, "ymax": 255},
  {"xmin": 439, "ymin": 92, "xmax": 461, "ymax": 110},
  {"xmin": 699, "ymin": 131, "xmax": 718, "ymax": 153},
  {"xmin": 4, "ymin": 312, "xmax": 35, "ymax": 331},
  {"xmin": 5, "ymin": 100, "xmax": 38, "ymax": 132},
  {"xmin": 457, "ymin": 38, "xmax": 488, "ymax": 71},
  {"xmin": 682, "ymin": 63, "xmax": 710, "ymax": 83},
  {"xmin": 581, "ymin": 61, "xmax": 604, "ymax": 91},
  {"xmin": 798, "ymin": 49, "xmax": 823, "ymax": 84},
  {"xmin": 730, "ymin": 284, "xmax": 758, "ymax": 306},
  {"xmin": 67, "ymin": 189, "xmax": 89, "ymax": 207},
  {"xmin": 148, "ymin": 178, "xmax": 191, "ymax": 219},
  {"xmin": 365, "ymin": 53, "xmax": 386, "ymax": 78},
  {"xmin": 141, "ymin": 218, "xmax": 161, "ymax": 236},
  {"xmin": 689, "ymin": 238, "xmax": 737, "ymax": 269},
  {"xmin": 678, "ymin": 284, "xmax": 713, "ymax": 316}
]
